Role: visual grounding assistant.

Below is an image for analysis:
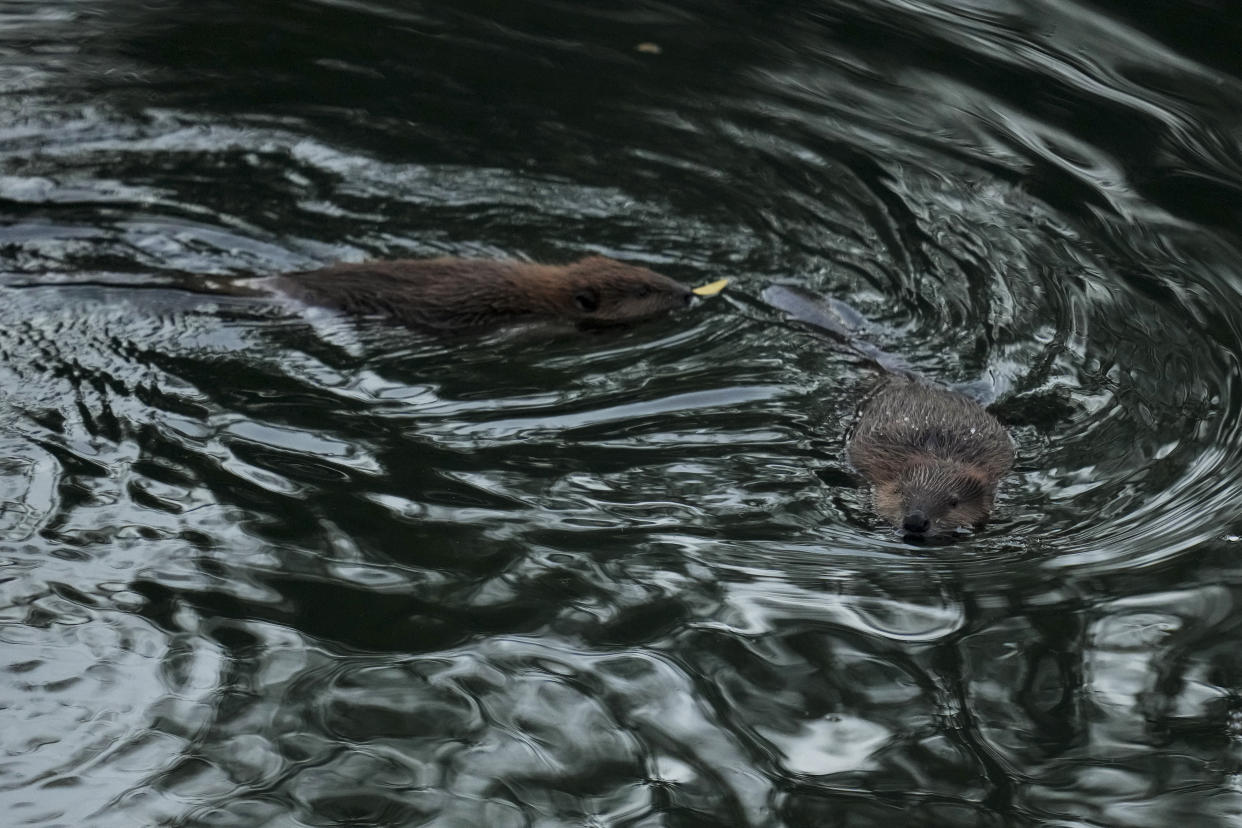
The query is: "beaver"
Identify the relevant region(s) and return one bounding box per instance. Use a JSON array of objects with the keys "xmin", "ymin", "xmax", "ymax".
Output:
[
  {"xmin": 268, "ymin": 255, "xmax": 700, "ymax": 331},
  {"xmin": 763, "ymin": 284, "xmax": 1013, "ymax": 538},
  {"xmin": 848, "ymin": 378, "xmax": 1013, "ymax": 538}
]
